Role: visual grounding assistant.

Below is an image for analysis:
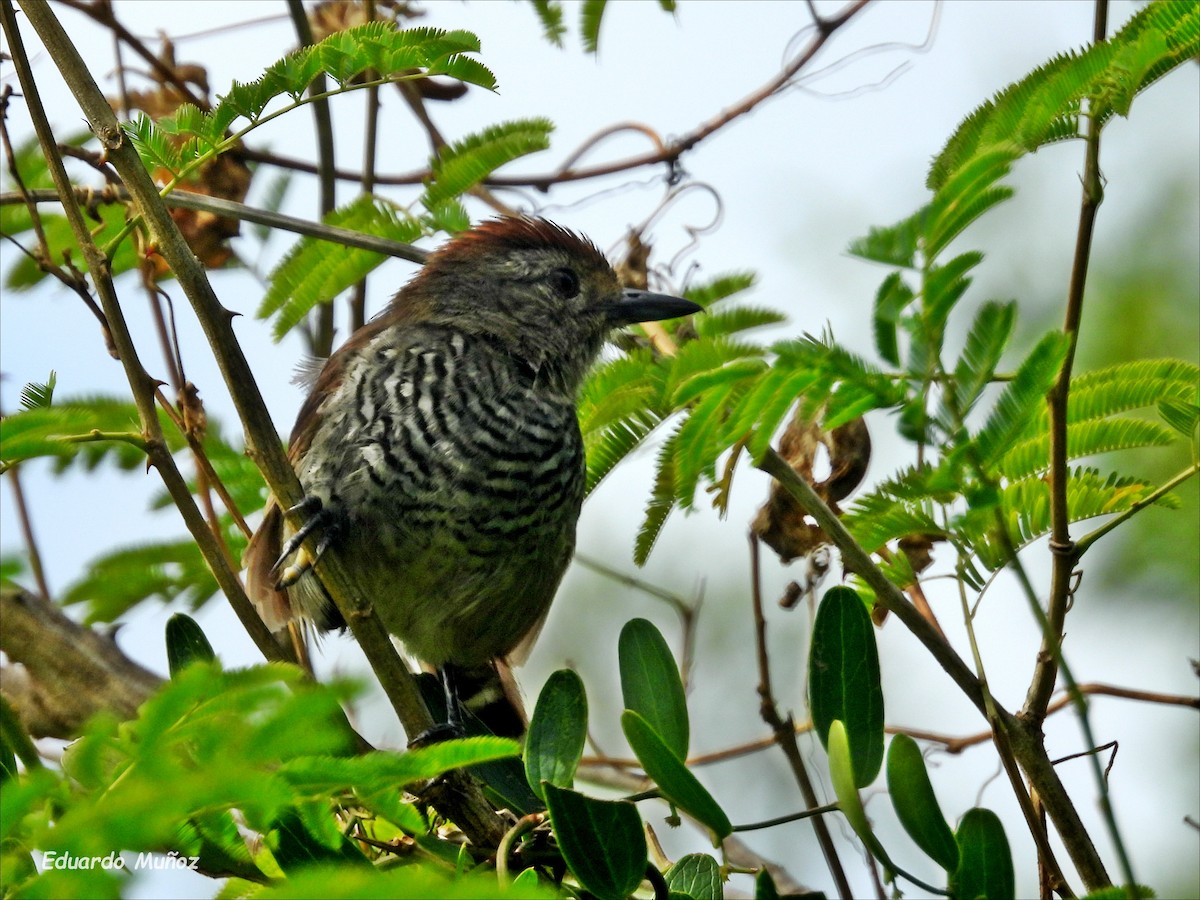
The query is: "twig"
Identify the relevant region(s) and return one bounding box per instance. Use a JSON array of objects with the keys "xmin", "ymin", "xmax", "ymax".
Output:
[
  {"xmin": 755, "ymin": 446, "xmax": 1112, "ymax": 888},
  {"xmin": 749, "ymin": 533, "xmax": 852, "ymax": 899},
  {"xmin": 348, "ymin": 0, "xmax": 381, "ymax": 334},
  {"xmin": 2, "ymin": 0, "xmax": 287, "ymax": 669},
  {"xmin": 16, "ymin": 0, "xmax": 506, "ymax": 850},
  {"xmin": 0, "ymin": 187, "xmax": 429, "ymax": 262},
  {"xmin": 286, "ymin": 0, "xmax": 337, "ymax": 357}
]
